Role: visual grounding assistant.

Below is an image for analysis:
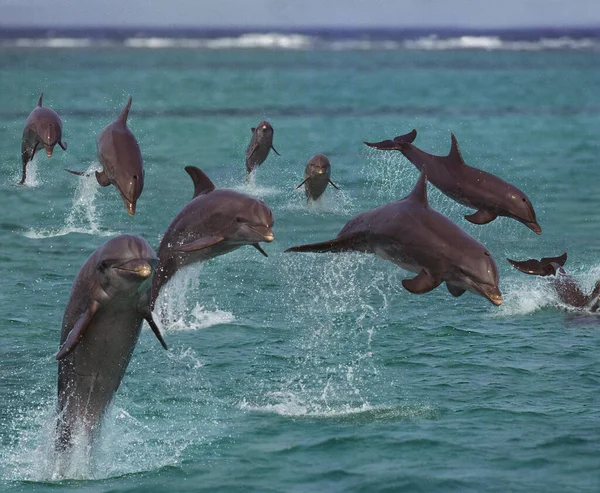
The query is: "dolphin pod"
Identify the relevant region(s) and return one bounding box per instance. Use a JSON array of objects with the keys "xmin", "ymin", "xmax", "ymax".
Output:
[
  {"xmin": 150, "ymin": 166, "xmax": 275, "ymax": 309},
  {"xmin": 20, "ymin": 92, "xmax": 67, "ymax": 185},
  {"xmin": 287, "ymin": 170, "xmax": 502, "ymax": 305},
  {"xmin": 296, "ymin": 154, "xmax": 339, "ymax": 201},
  {"xmin": 56, "ymin": 234, "xmax": 167, "ymax": 452},
  {"xmin": 508, "ymin": 253, "xmax": 600, "ymax": 312},
  {"xmin": 365, "ymin": 129, "xmax": 542, "ymax": 234}
]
